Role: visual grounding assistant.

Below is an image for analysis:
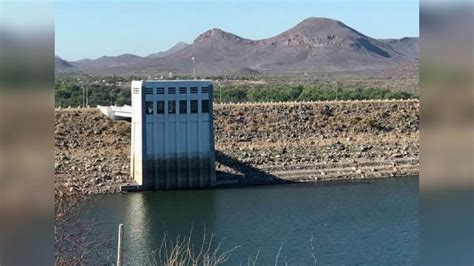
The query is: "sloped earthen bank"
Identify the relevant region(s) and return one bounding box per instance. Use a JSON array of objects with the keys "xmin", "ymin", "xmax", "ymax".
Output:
[{"xmin": 55, "ymin": 100, "xmax": 419, "ymax": 195}]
